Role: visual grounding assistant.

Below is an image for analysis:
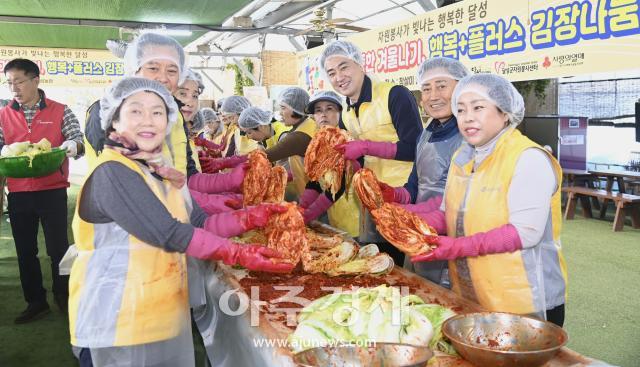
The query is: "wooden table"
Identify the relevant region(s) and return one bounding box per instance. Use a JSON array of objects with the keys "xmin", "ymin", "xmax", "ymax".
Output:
[
  {"xmin": 562, "ymin": 168, "xmax": 600, "ymax": 210},
  {"xmin": 208, "ymin": 265, "xmax": 595, "ymax": 367},
  {"xmin": 203, "ymin": 223, "xmax": 597, "ymax": 366},
  {"xmin": 588, "ymin": 169, "xmax": 640, "ymax": 194},
  {"xmin": 588, "ymin": 169, "xmax": 640, "ymax": 218}
]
